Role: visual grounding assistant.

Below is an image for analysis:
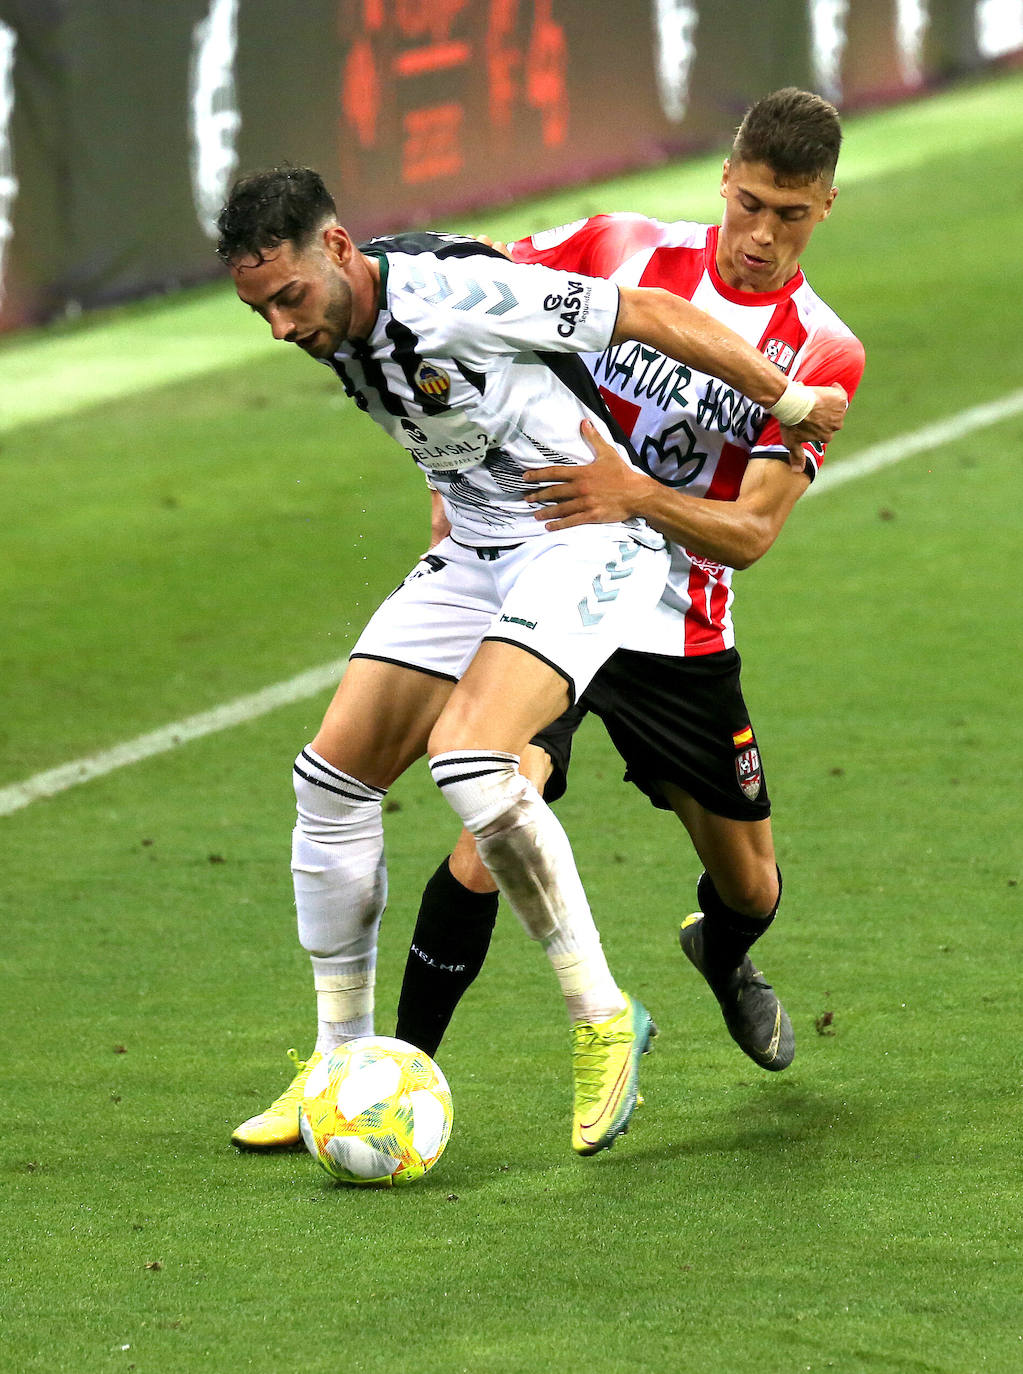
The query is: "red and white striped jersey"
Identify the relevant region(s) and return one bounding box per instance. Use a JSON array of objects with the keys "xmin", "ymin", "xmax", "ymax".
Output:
[{"xmin": 511, "ymin": 214, "xmax": 865, "ymax": 656}]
